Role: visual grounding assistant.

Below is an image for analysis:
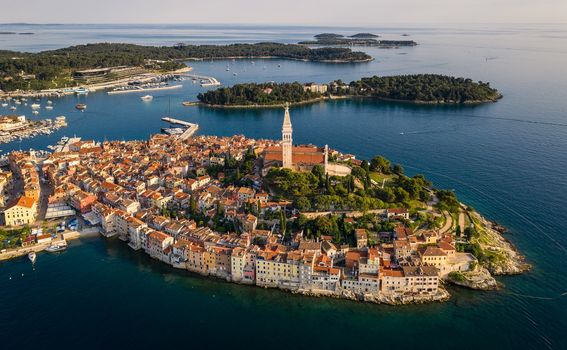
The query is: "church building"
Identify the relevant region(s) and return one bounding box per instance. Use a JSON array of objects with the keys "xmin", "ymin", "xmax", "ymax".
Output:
[{"xmin": 262, "ymin": 103, "xmax": 328, "ymax": 175}]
